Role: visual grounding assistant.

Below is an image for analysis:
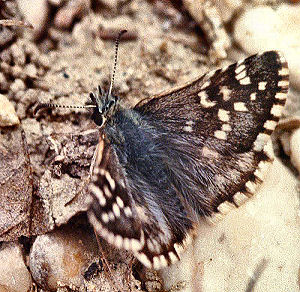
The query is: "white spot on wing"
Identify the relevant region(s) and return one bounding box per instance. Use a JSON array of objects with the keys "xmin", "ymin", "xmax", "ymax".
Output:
[
  {"xmin": 263, "ymin": 120, "xmax": 277, "ymax": 131},
  {"xmin": 218, "ymin": 109, "xmax": 230, "ymax": 122},
  {"xmin": 200, "ymin": 80, "xmax": 211, "ymax": 90},
  {"xmin": 115, "ymin": 235, "xmax": 123, "ymax": 249},
  {"xmin": 250, "ymin": 92, "xmax": 256, "ymax": 101},
  {"xmin": 217, "ymin": 201, "xmax": 236, "ymax": 214},
  {"xmin": 233, "ymin": 192, "xmax": 249, "ymax": 206},
  {"xmin": 236, "ymin": 70, "xmax": 247, "ymax": 80},
  {"xmin": 253, "ymin": 133, "xmax": 270, "ymax": 151},
  {"xmin": 103, "ymin": 185, "xmax": 112, "ymax": 198},
  {"xmin": 159, "ymin": 255, "xmax": 168, "ymax": 267},
  {"xmin": 214, "ymin": 130, "xmax": 227, "ymax": 140},
  {"xmin": 116, "ymin": 196, "xmax": 124, "ymax": 208},
  {"xmin": 113, "ymin": 203, "xmax": 121, "ymax": 217},
  {"xmin": 183, "ymin": 125, "xmax": 193, "ymax": 132},
  {"xmin": 101, "ymin": 213, "xmax": 109, "ymax": 223},
  {"xmin": 131, "ymin": 239, "xmax": 142, "ymax": 251},
  {"xmin": 105, "ymin": 171, "xmax": 116, "ymax": 190},
  {"xmin": 168, "ymin": 251, "xmax": 179, "ymax": 263},
  {"xmin": 153, "ymin": 256, "xmax": 161, "ymax": 270},
  {"xmin": 270, "ymin": 104, "xmax": 283, "ymax": 117},
  {"xmin": 258, "ymin": 81, "xmax": 267, "ymax": 90},
  {"xmin": 239, "ymin": 77, "xmax": 251, "ymax": 85},
  {"xmin": 136, "ymin": 253, "xmax": 152, "ymax": 269},
  {"xmin": 234, "ymin": 102, "xmax": 248, "ymax": 112},
  {"xmin": 220, "ymin": 86, "xmax": 232, "ymax": 101},
  {"xmin": 245, "ymin": 181, "xmax": 257, "ymax": 194},
  {"xmin": 235, "ymin": 64, "xmax": 245, "ymax": 75},
  {"xmin": 275, "ymin": 92, "xmax": 287, "ymax": 100},
  {"xmin": 90, "ymin": 184, "xmax": 106, "ymax": 206},
  {"xmin": 199, "ymin": 91, "xmax": 216, "ymax": 108},
  {"xmin": 278, "ymin": 67, "xmax": 289, "ymax": 76},
  {"xmin": 124, "ymin": 206, "xmax": 133, "ymax": 217},
  {"xmin": 186, "ymin": 120, "xmax": 195, "ymax": 126},
  {"xmin": 221, "ymin": 123, "xmax": 232, "ymax": 132},
  {"xmin": 202, "ymin": 146, "xmax": 220, "ymax": 159},
  {"xmin": 278, "ymin": 80, "xmax": 289, "ymax": 88},
  {"xmin": 108, "ymin": 211, "xmax": 115, "ymax": 221}
]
